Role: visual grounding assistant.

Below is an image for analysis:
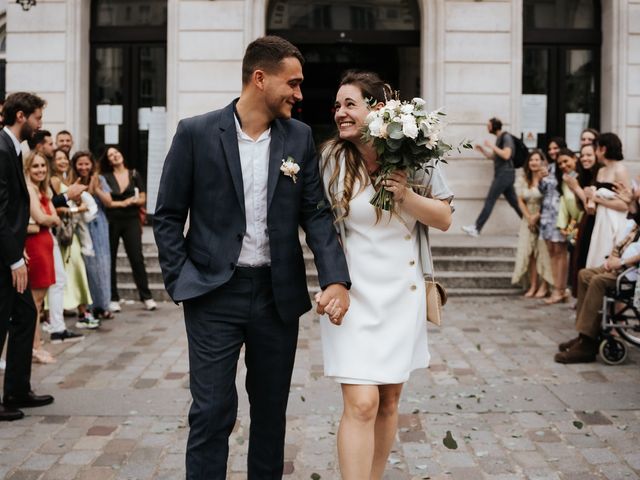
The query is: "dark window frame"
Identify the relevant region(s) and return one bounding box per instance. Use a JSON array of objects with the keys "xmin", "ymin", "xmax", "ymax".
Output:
[{"xmin": 523, "ymin": 0, "xmax": 601, "ymax": 147}]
